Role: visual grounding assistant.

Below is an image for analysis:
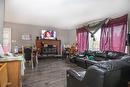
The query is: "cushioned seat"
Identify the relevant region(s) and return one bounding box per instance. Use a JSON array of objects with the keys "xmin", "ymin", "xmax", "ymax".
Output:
[
  {"xmin": 74, "ymin": 50, "xmax": 127, "ymax": 69},
  {"xmin": 67, "ymin": 59, "xmax": 130, "ymax": 87},
  {"xmin": 74, "ymin": 50, "xmax": 96, "ymax": 68},
  {"xmin": 106, "ymin": 51, "xmax": 127, "ymax": 60}
]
